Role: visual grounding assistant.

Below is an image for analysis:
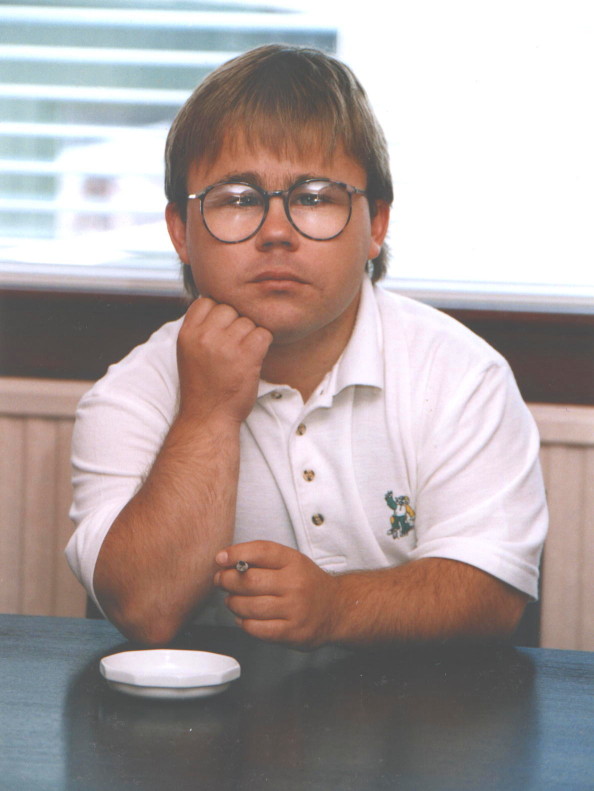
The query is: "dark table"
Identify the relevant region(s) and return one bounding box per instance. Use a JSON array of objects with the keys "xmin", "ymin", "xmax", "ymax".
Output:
[{"xmin": 0, "ymin": 614, "xmax": 592, "ymax": 791}]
